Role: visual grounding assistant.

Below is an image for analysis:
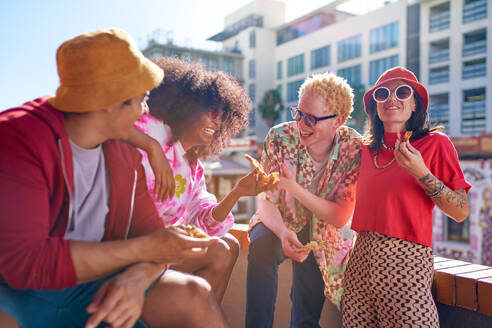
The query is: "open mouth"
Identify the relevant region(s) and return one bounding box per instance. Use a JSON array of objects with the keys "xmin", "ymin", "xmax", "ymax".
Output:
[
  {"xmin": 204, "ymin": 128, "xmax": 215, "ymax": 136},
  {"xmin": 299, "ymin": 130, "xmax": 313, "ymax": 137},
  {"xmin": 385, "ymin": 105, "xmax": 400, "ymax": 111}
]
